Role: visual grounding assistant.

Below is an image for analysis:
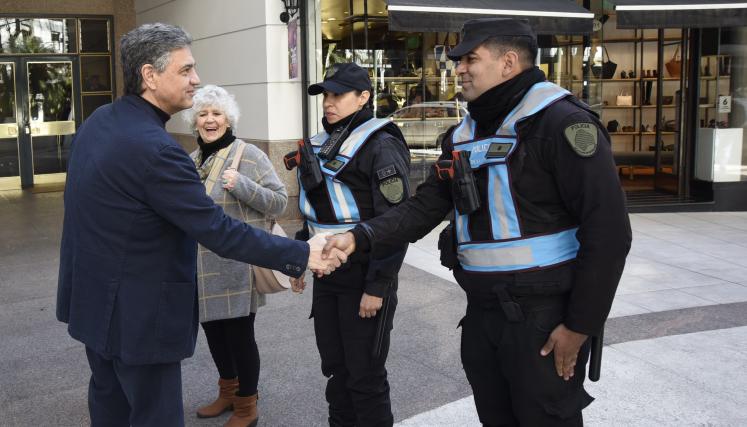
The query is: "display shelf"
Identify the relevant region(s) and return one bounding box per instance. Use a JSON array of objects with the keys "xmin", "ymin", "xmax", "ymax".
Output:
[
  {"xmin": 572, "ymin": 77, "xmax": 679, "ymax": 83},
  {"xmin": 609, "ymin": 131, "xmax": 677, "ymax": 136}
]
